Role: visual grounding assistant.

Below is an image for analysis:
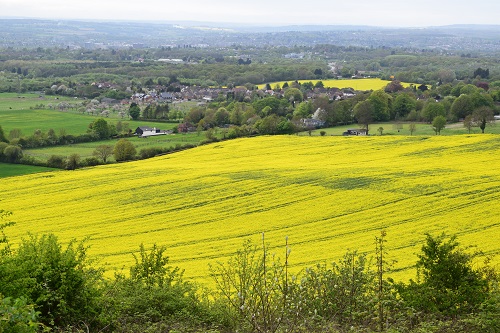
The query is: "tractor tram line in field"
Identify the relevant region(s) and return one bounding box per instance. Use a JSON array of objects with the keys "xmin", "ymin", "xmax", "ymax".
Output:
[{"xmin": 1, "ymin": 134, "xmax": 500, "ymax": 281}]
